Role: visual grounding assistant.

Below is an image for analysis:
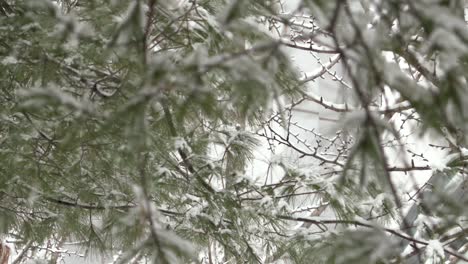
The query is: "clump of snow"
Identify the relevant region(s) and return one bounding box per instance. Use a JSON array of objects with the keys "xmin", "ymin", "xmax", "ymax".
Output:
[
  {"xmin": 414, "ymin": 214, "xmax": 441, "ymax": 235},
  {"xmin": 277, "ymin": 200, "xmax": 291, "ymax": 212},
  {"xmin": 425, "ymin": 240, "xmax": 445, "ymax": 261},
  {"xmin": 260, "ymin": 195, "xmax": 272, "ymax": 206},
  {"xmin": 1, "ymin": 56, "xmax": 18, "ymax": 65},
  {"xmin": 156, "ymin": 167, "xmax": 171, "ymax": 177},
  {"xmin": 428, "ymin": 158, "xmax": 447, "ymax": 172},
  {"xmin": 174, "ymin": 137, "xmax": 191, "ymax": 152}
]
